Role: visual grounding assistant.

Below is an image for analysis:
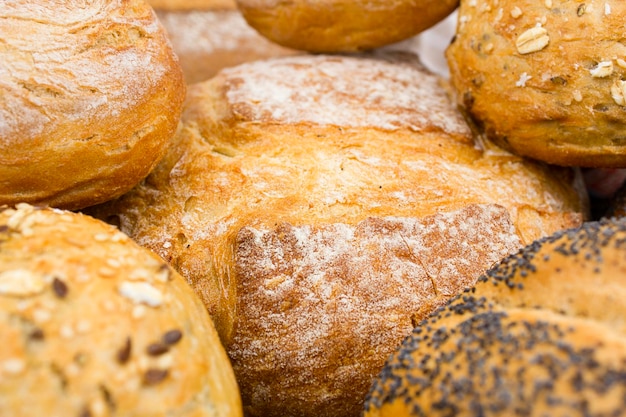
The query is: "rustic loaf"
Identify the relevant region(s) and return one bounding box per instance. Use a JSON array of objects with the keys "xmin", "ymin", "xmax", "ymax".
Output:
[{"xmin": 86, "ymin": 52, "xmax": 588, "ymax": 417}]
